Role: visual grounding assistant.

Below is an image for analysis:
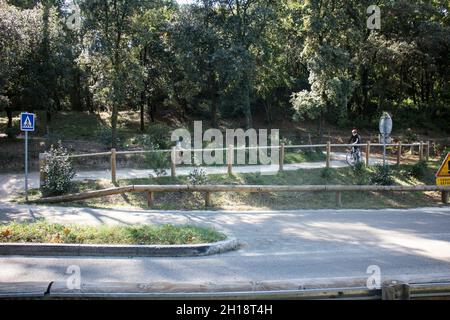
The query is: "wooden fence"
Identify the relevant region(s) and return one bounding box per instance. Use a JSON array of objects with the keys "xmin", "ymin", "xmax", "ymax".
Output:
[
  {"xmin": 39, "ymin": 141, "xmax": 431, "ymax": 186},
  {"xmin": 32, "ymin": 184, "xmax": 450, "ymax": 208}
]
